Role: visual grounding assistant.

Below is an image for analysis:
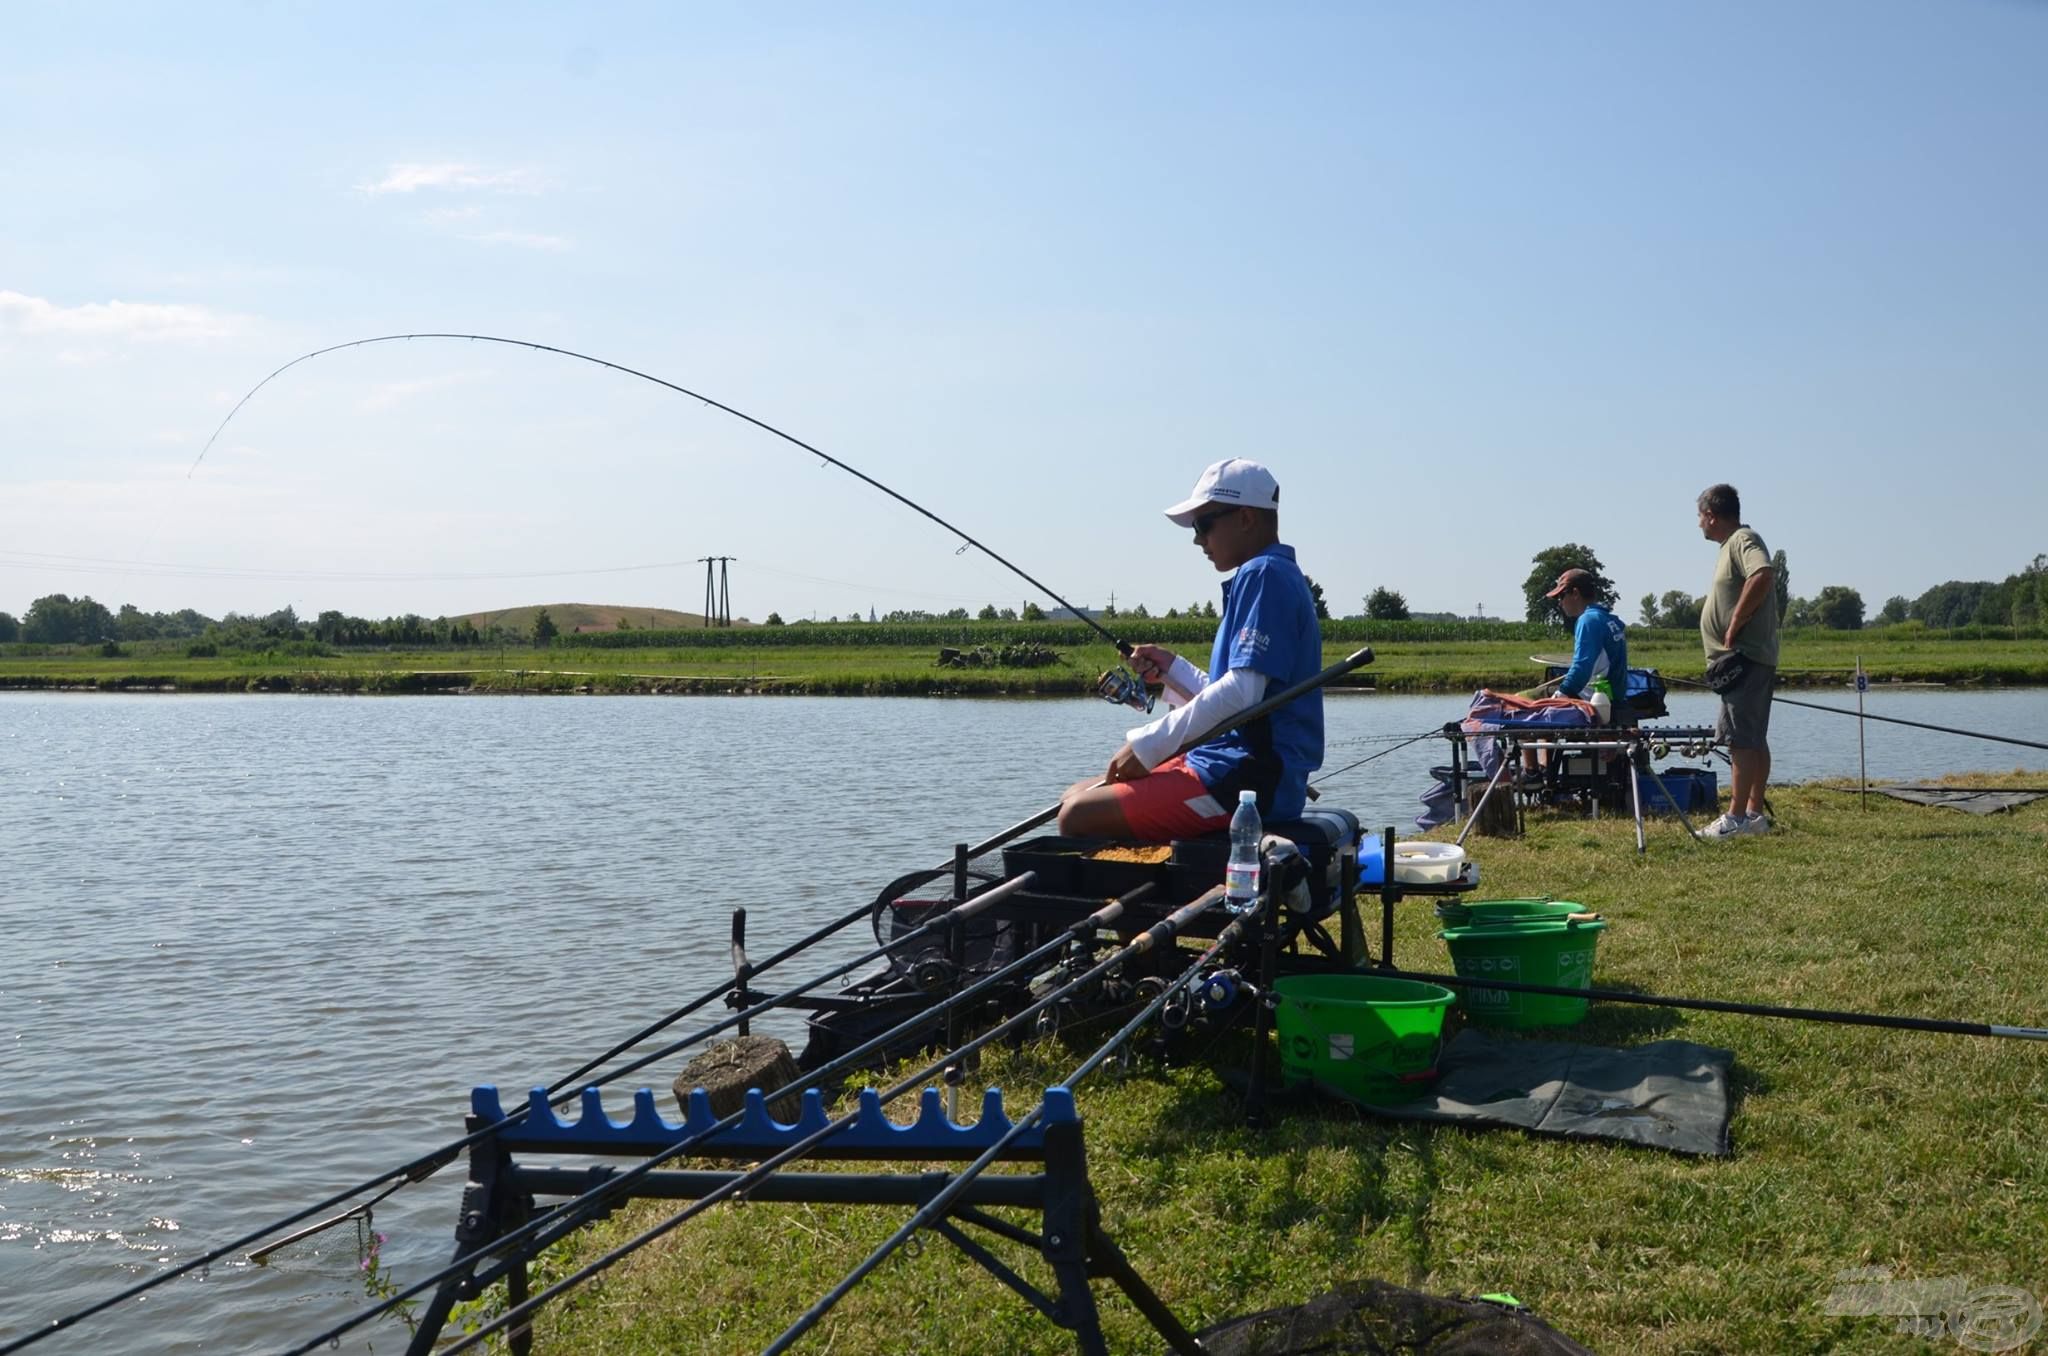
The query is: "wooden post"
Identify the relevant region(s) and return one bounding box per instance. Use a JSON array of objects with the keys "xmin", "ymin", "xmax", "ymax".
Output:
[{"xmin": 671, "ymin": 1034, "xmax": 803, "ymax": 1122}]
